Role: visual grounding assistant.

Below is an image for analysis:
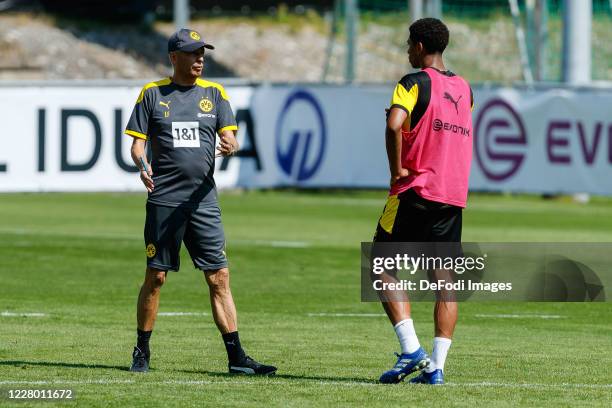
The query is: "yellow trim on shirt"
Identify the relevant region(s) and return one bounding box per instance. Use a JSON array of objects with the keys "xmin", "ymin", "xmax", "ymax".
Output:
[
  {"xmin": 390, "ymin": 83, "xmax": 418, "ymax": 114},
  {"xmin": 196, "ymin": 78, "xmax": 230, "ymax": 100},
  {"xmin": 136, "ymin": 78, "xmax": 172, "ymax": 104},
  {"xmin": 125, "ymin": 129, "xmax": 147, "ymax": 140},
  {"xmin": 218, "ymin": 125, "xmax": 238, "ymax": 134}
]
